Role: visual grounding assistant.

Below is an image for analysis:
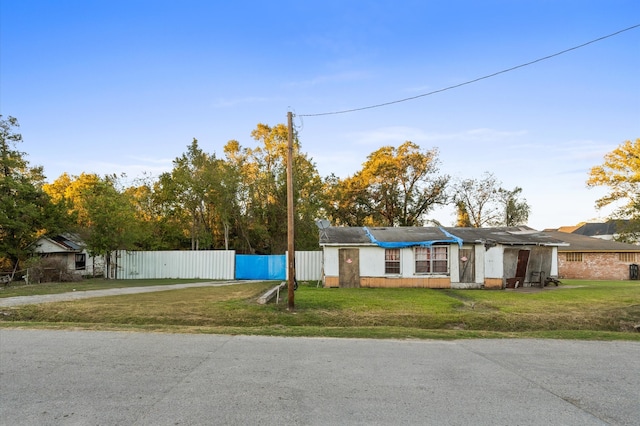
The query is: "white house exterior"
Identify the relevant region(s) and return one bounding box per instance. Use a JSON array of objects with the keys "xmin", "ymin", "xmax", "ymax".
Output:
[
  {"xmin": 320, "ymin": 226, "xmax": 565, "ymax": 289},
  {"xmin": 33, "ymin": 235, "xmax": 104, "ymax": 277}
]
